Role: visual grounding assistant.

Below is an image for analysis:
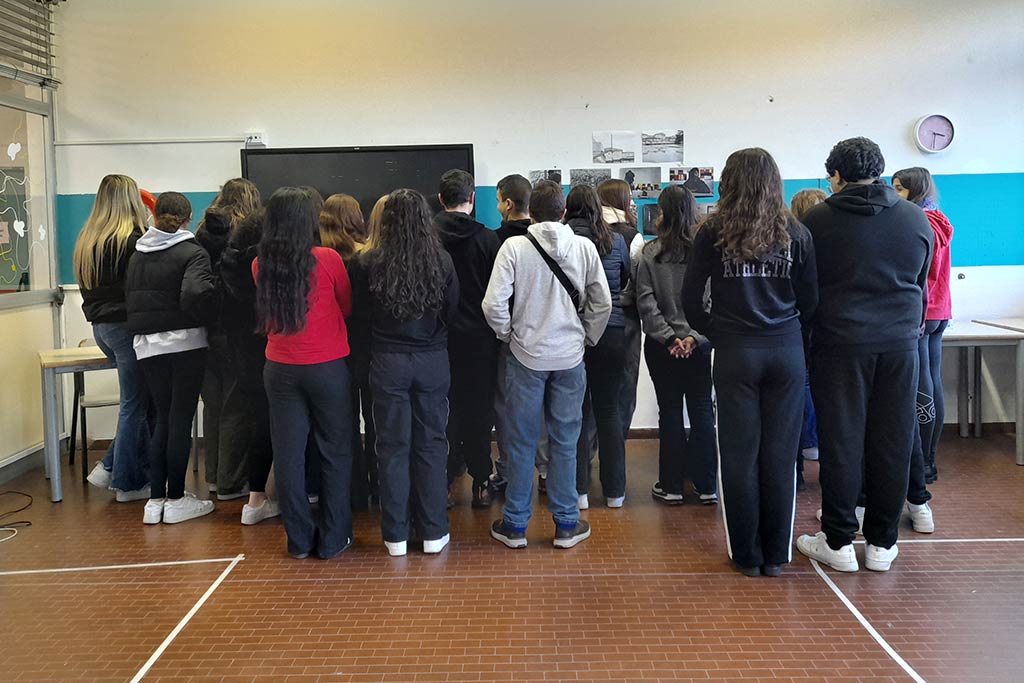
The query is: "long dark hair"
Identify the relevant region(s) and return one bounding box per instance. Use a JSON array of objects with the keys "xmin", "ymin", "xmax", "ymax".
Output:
[
  {"xmin": 255, "ymin": 188, "xmax": 317, "ymax": 335},
  {"xmin": 565, "ymin": 185, "xmax": 614, "ymax": 255},
  {"xmin": 597, "ymin": 179, "xmax": 637, "ymax": 229},
  {"xmin": 369, "ymin": 189, "xmax": 448, "ymax": 322},
  {"xmin": 652, "ymin": 185, "xmax": 699, "ymax": 263},
  {"xmin": 707, "ymin": 148, "xmax": 790, "ymax": 261},
  {"xmin": 892, "ymin": 166, "xmax": 938, "ymax": 207}
]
